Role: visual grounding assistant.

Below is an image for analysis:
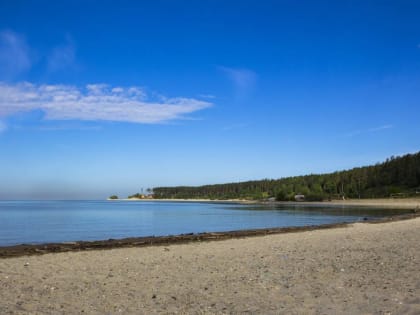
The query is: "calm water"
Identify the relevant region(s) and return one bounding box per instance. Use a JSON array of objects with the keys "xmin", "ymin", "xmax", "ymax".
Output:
[{"xmin": 0, "ymin": 200, "xmax": 408, "ymax": 246}]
